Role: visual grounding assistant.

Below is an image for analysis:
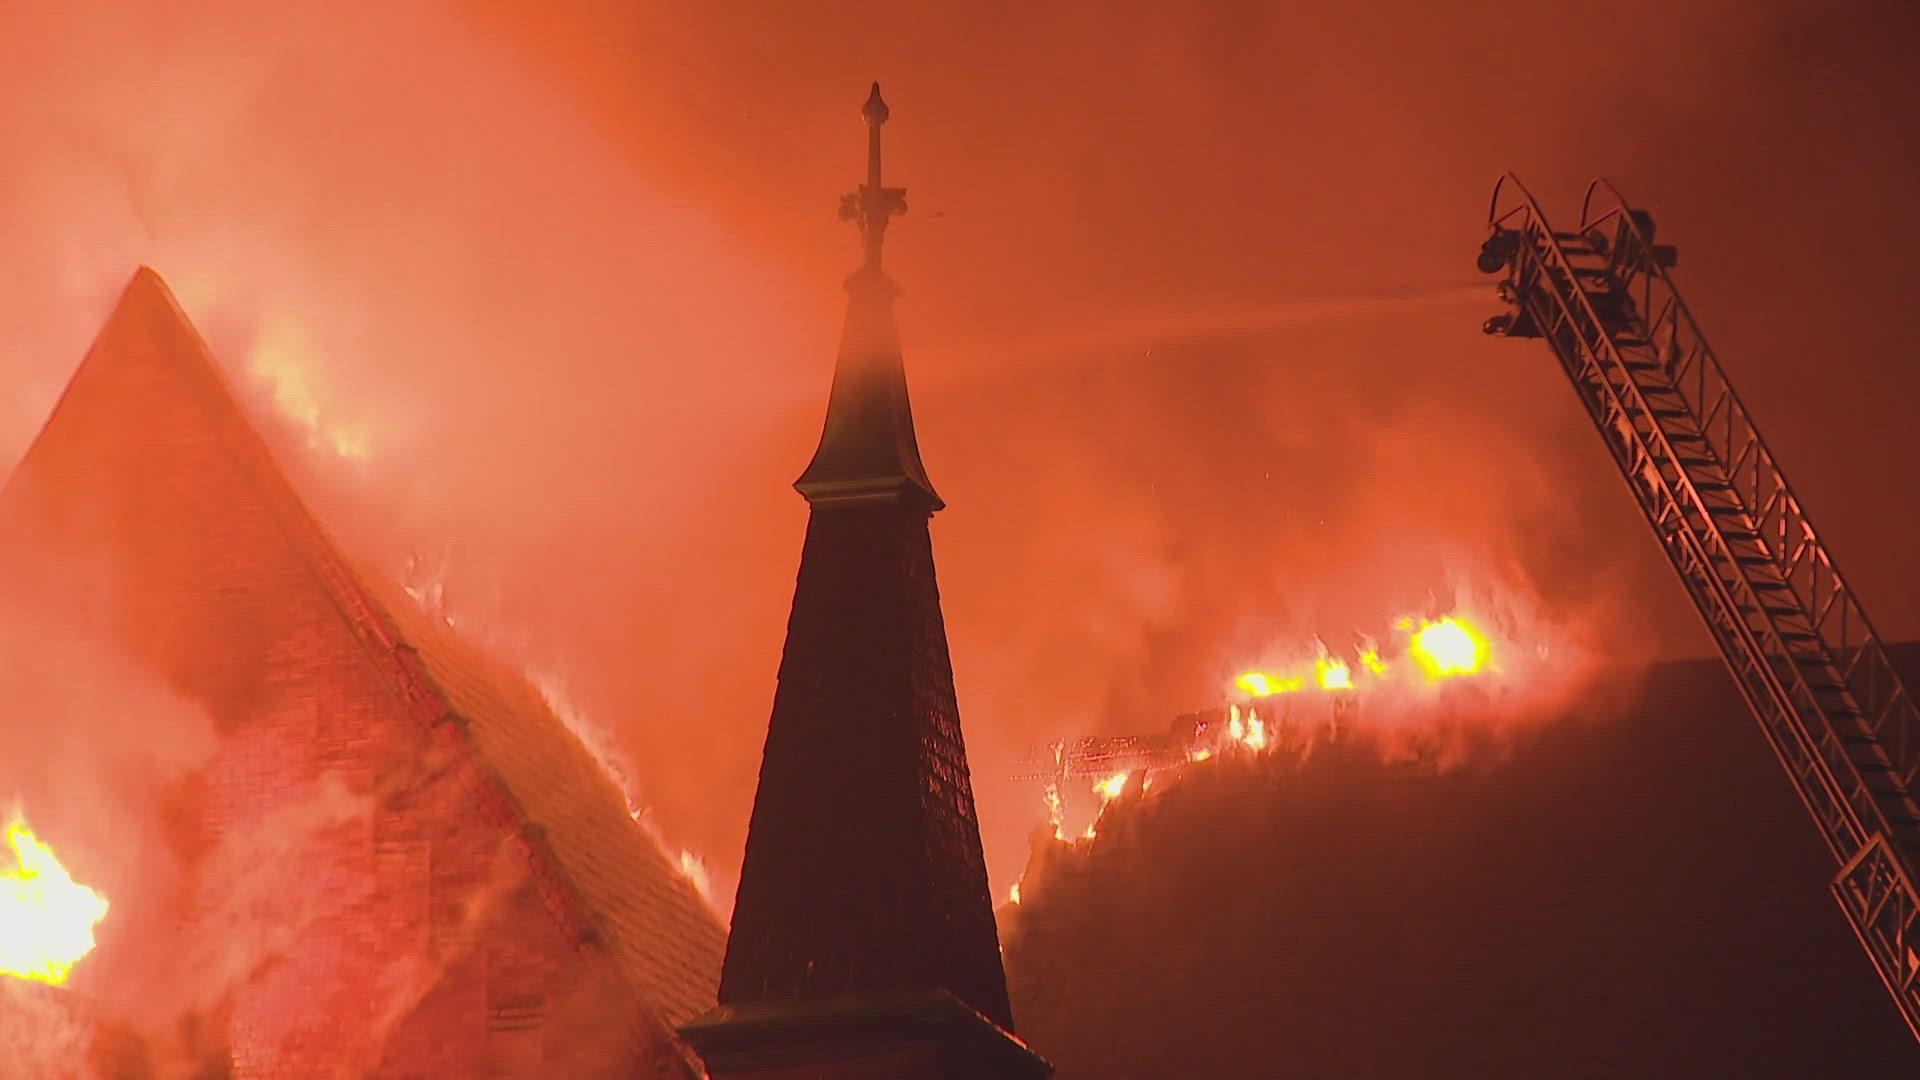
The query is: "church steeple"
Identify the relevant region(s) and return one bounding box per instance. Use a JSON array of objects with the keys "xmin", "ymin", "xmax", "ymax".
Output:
[
  {"xmin": 793, "ymin": 82, "xmax": 942, "ymax": 511},
  {"xmin": 681, "ymin": 87, "xmax": 1049, "ymax": 1080}
]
